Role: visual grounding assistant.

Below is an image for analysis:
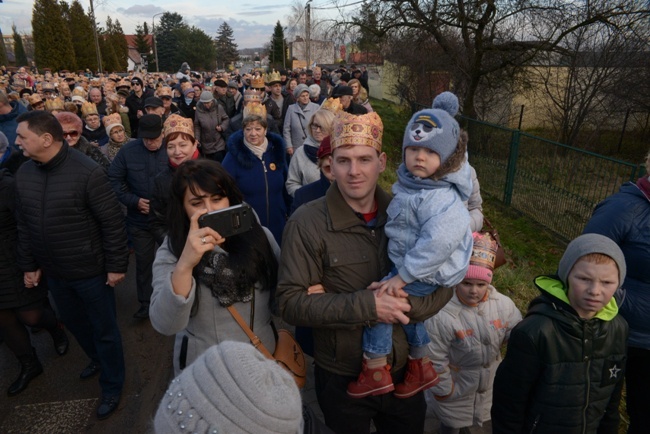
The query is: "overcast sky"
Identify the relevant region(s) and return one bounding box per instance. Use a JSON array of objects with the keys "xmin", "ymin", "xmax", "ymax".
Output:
[{"xmin": 0, "ymin": 0, "xmax": 333, "ymax": 49}]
